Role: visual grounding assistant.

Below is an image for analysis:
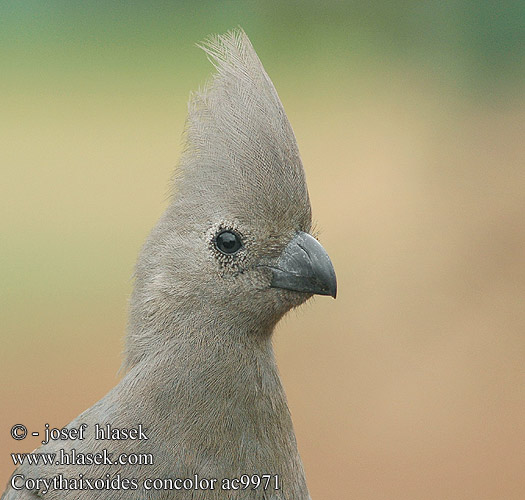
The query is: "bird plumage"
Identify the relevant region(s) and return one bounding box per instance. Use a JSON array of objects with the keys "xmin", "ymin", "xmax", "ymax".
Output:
[{"xmin": 3, "ymin": 28, "xmax": 335, "ymax": 500}]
